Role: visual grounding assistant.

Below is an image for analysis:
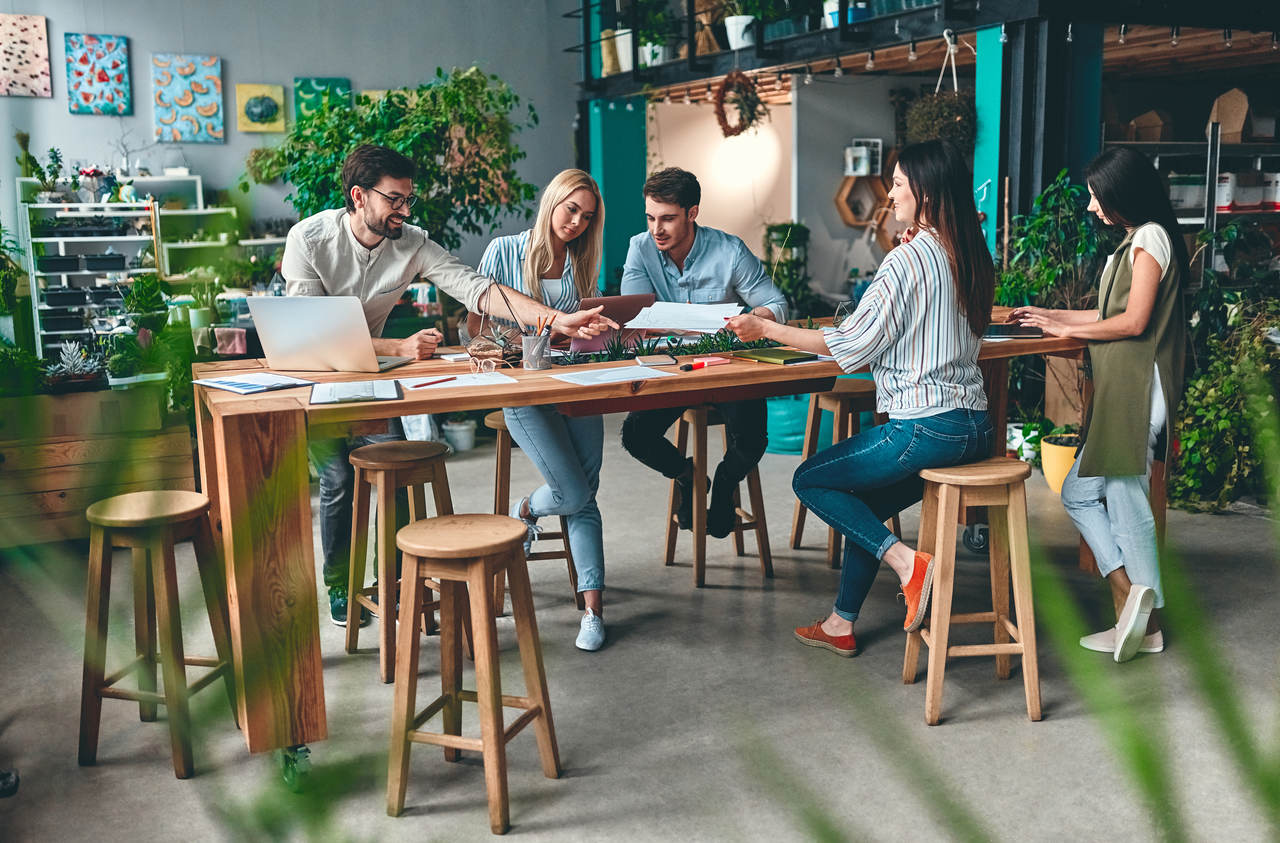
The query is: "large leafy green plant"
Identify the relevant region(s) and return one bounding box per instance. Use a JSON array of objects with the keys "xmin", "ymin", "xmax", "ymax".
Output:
[{"xmin": 244, "ymin": 66, "xmax": 538, "ymax": 252}]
